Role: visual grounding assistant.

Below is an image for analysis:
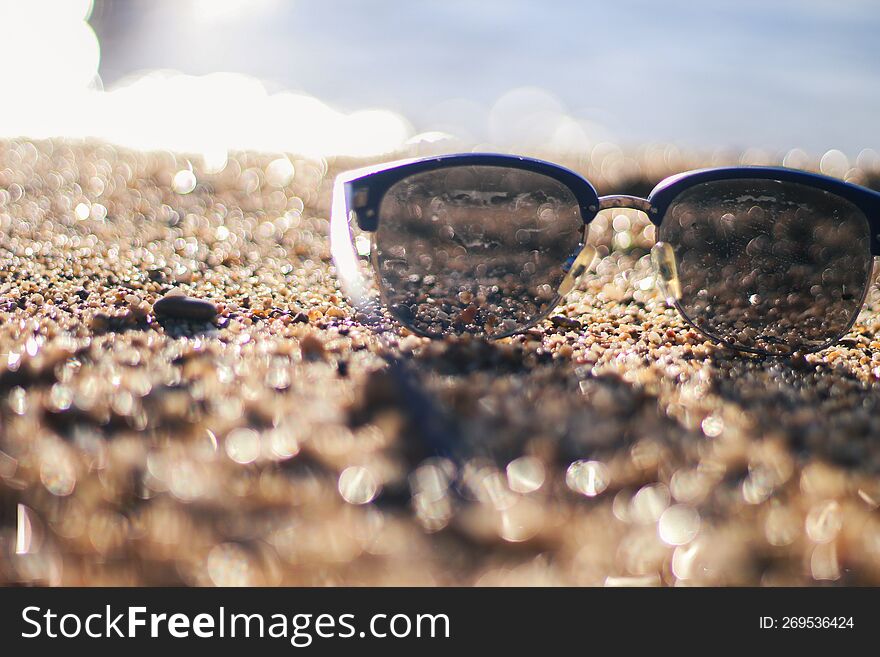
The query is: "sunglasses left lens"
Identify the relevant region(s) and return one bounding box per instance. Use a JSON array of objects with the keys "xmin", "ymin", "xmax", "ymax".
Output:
[
  {"xmin": 374, "ymin": 165, "xmax": 585, "ymax": 337},
  {"xmin": 658, "ymin": 177, "xmax": 873, "ymax": 354}
]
